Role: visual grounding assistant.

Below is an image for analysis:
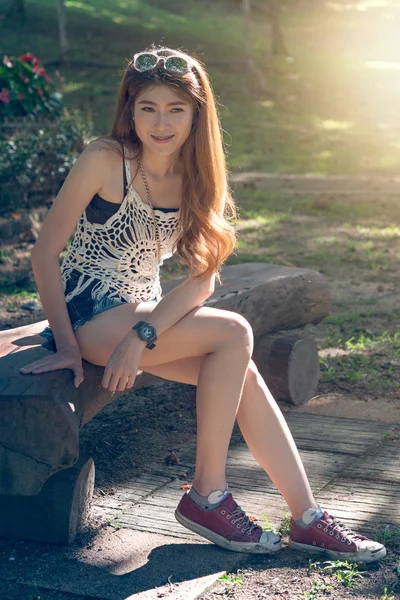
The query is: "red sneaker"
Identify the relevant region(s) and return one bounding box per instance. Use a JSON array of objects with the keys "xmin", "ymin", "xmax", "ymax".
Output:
[
  {"xmin": 289, "ymin": 510, "xmax": 387, "ymax": 563},
  {"xmin": 175, "ymin": 491, "xmax": 282, "ymax": 553}
]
